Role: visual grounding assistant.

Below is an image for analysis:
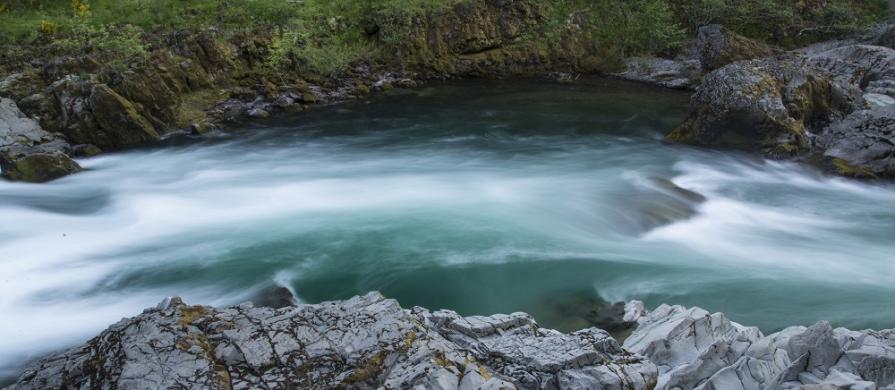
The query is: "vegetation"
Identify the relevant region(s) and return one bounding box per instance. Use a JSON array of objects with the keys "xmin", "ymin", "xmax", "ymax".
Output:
[
  {"xmin": 670, "ymin": 0, "xmax": 889, "ymax": 47},
  {"xmin": 0, "ymin": 0, "xmax": 888, "ymax": 78}
]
